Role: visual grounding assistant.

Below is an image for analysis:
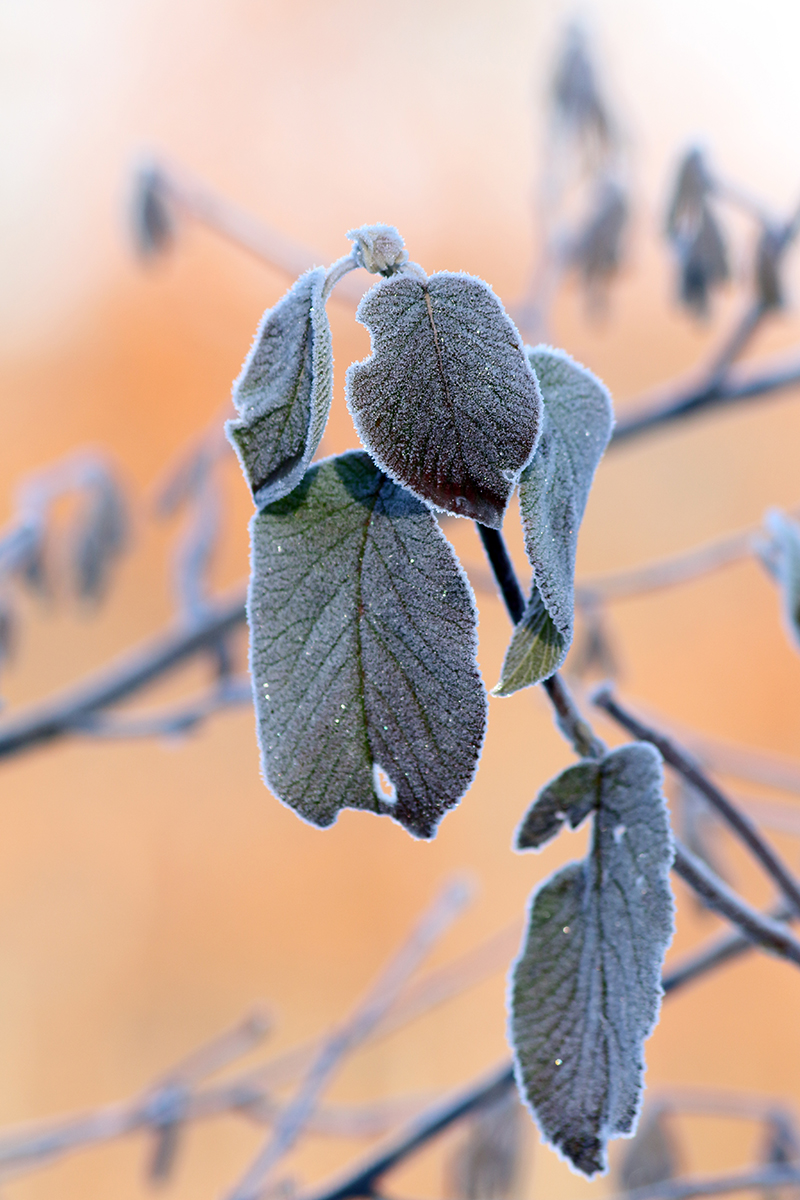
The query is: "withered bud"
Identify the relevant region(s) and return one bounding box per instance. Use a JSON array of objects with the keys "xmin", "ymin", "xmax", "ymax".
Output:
[{"xmin": 347, "ymin": 224, "xmax": 408, "ymax": 275}]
